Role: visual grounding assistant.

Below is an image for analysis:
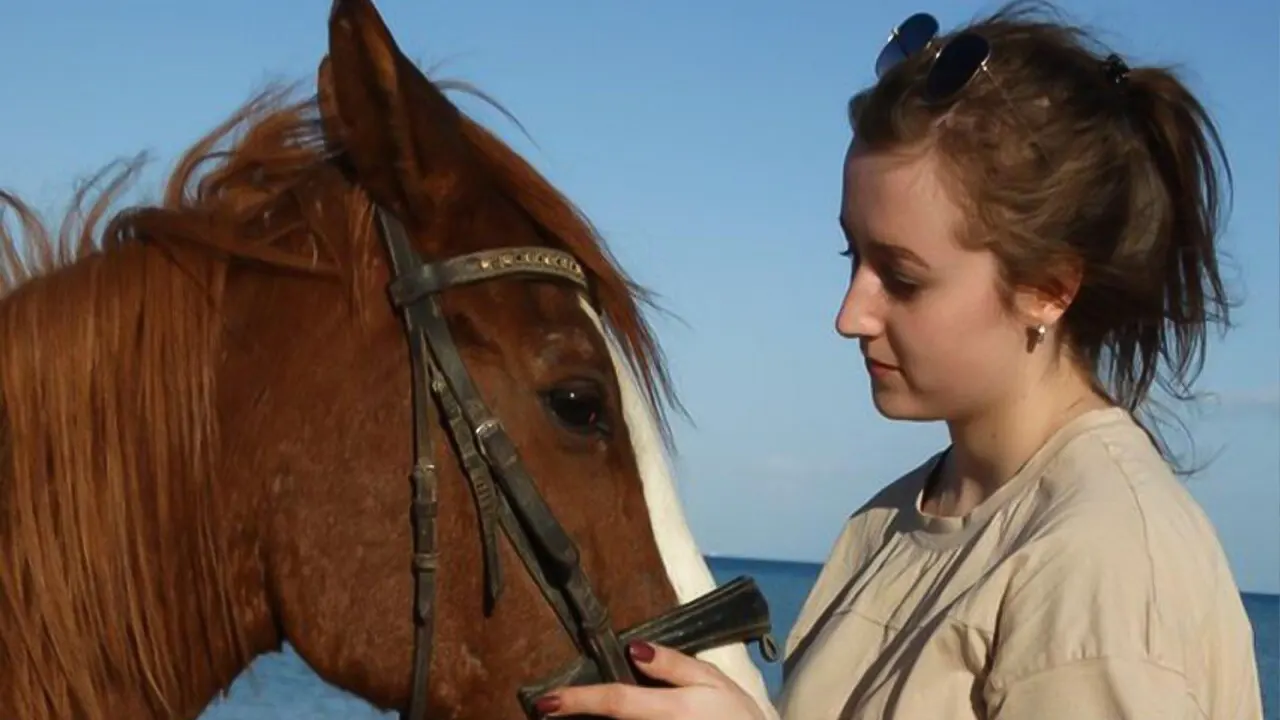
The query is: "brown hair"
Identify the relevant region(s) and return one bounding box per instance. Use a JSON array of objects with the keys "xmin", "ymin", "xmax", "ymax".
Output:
[{"xmin": 850, "ymin": 0, "xmax": 1235, "ymax": 467}]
